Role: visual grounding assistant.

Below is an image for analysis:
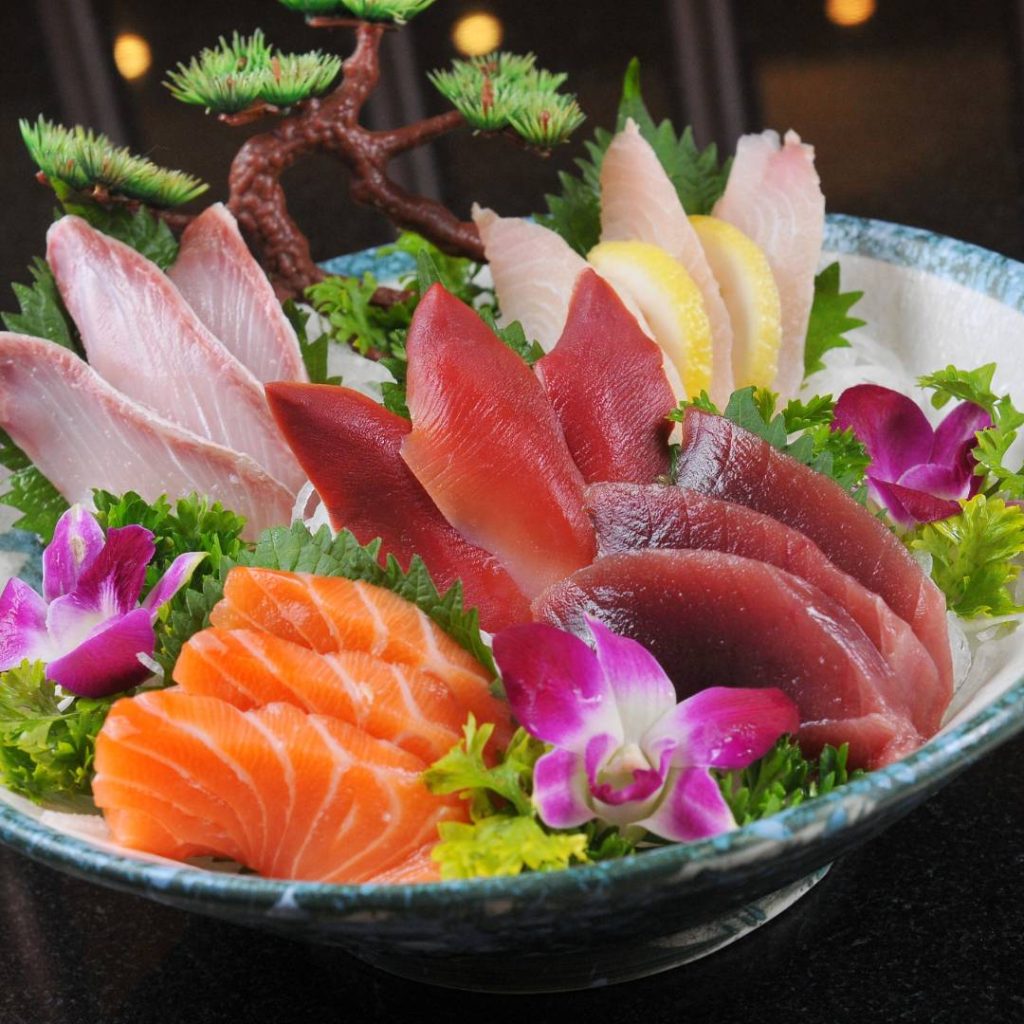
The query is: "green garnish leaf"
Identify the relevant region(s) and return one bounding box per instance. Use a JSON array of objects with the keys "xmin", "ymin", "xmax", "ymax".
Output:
[
  {"xmin": 539, "ymin": 58, "xmax": 730, "ymax": 253},
  {"xmin": 0, "ymin": 430, "xmax": 69, "ymax": 540},
  {"xmin": 478, "ymin": 311, "xmax": 544, "ymax": 366},
  {"xmin": 714, "ymin": 734, "xmax": 859, "ymax": 825},
  {"xmin": 2, "ymin": 257, "xmax": 79, "ymax": 351},
  {"xmin": 58, "ymin": 200, "xmax": 179, "ymax": 271},
  {"xmin": 917, "ymin": 363, "xmax": 1024, "ymax": 499},
  {"xmin": 0, "ymin": 661, "xmax": 114, "ymax": 807},
  {"xmin": 804, "ymin": 262, "xmax": 866, "ymax": 379},
  {"xmin": 423, "ymin": 716, "xmax": 543, "ymax": 818},
  {"xmin": 432, "ymin": 816, "xmax": 589, "ymax": 880},
  {"xmin": 283, "ymin": 299, "xmax": 340, "ymax": 385},
  {"xmin": 909, "ymin": 494, "xmax": 1024, "ymax": 618}
]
